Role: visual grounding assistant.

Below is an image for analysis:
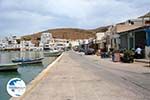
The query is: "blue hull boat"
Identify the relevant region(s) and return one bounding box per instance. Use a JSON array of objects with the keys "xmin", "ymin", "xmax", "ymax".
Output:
[{"xmin": 12, "ymin": 58, "xmax": 44, "ymax": 64}]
